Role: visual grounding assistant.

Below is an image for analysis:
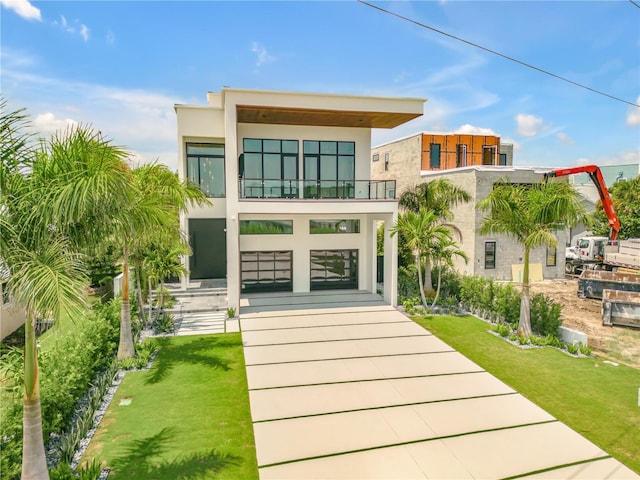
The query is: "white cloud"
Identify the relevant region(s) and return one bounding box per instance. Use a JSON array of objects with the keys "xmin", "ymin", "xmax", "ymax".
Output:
[
  {"xmin": 627, "ymin": 97, "xmax": 640, "ymax": 126},
  {"xmin": 80, "ymin": 24, "xmax": 89, "ymax": 42},
  {"xmin": 455, "ymin": 124, "xmax": 497, "ymax": 136},
  {"xmin": 556, "ymin": 132, "xmax": 574, "ymax": 145},
  {"xmin": 0, "ymin": 0, "xmax": 41, "ymax": 21},
  {"xmin": 574, "ymin": 150, "xmax": 640, "ymax": 167},
  {"xmin": 33, "ymin": 112, "xmax": 78, "ymax": 134},
  {"xmin": 53, "ymin": 14, "xmax": 90, "ymax": 41},
  {"xmin": 515, "ymin": 113, "xmax": 543, "ymax": 137},
  {"xmin": 501, "ymin": 137, "xmax": 522, "ymax": 151},
  {"xmin": 251, "ymin": 42, "xmax": 275, "ymax": 67}
]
